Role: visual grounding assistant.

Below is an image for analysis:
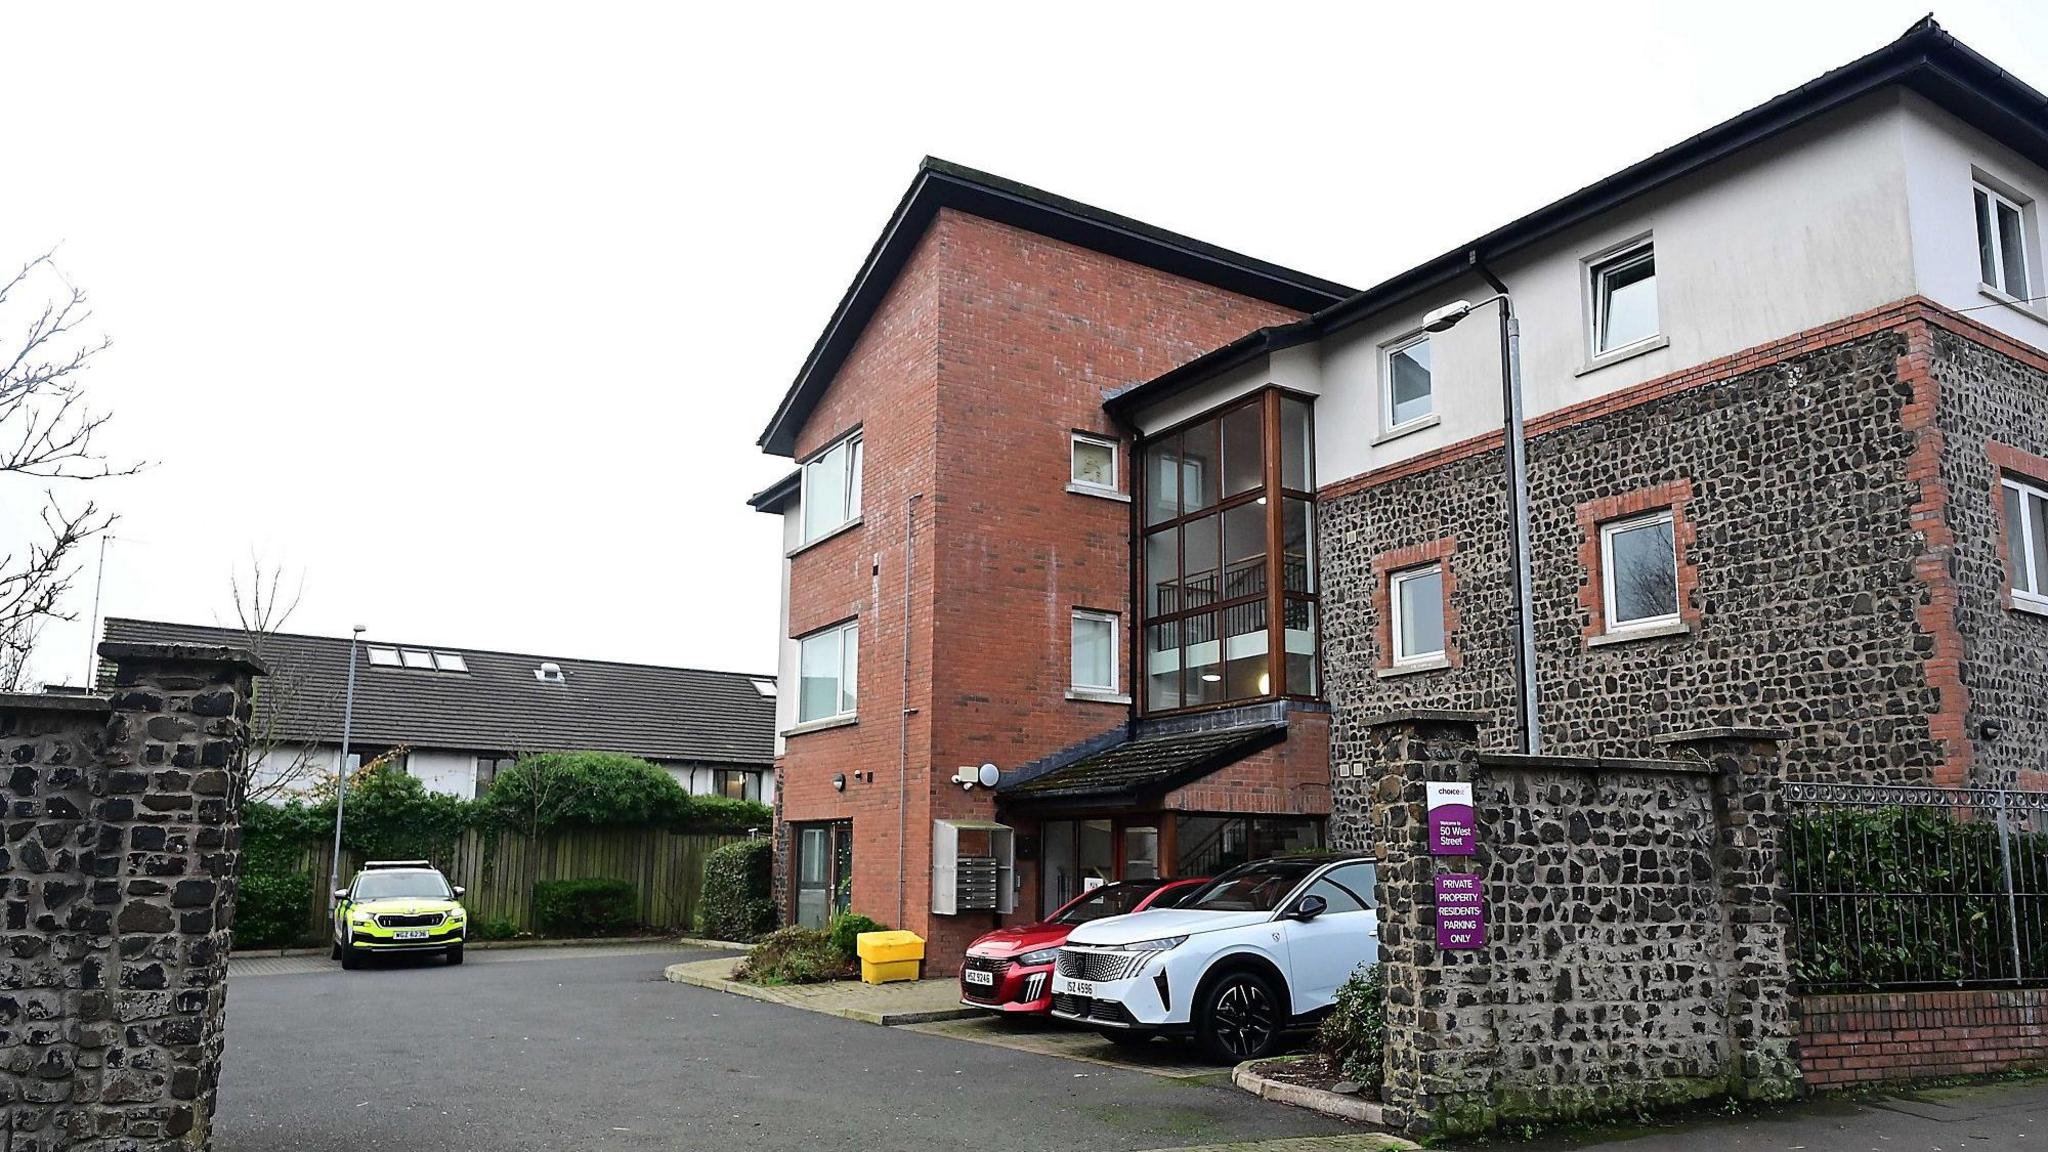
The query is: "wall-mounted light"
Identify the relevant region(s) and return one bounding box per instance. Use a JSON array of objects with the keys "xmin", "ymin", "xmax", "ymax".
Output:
[
  {"xmin": 1201, "ymin": 673, "xmax": 1223, "ymax": 683},
  {"xmin": 832, "ymin": 773, "xmax": 847, "ymax": 792}
]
